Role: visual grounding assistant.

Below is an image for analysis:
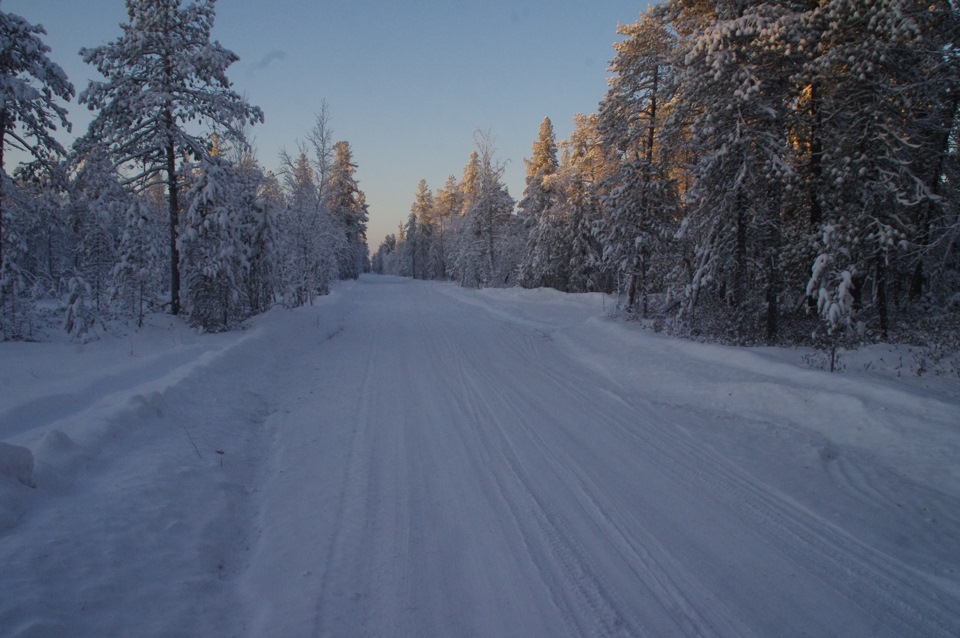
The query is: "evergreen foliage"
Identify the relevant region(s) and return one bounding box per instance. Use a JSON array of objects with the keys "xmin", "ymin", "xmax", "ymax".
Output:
[
  {"xmin": 77, "ymin": 0, "xmax": 263, "ymax": 316},
  {"xmin": 0, "ymin": 5, "xmax": 74, "ymax": 338},
  {"xmin": 3, "ymin": 0, "xmax": 957, "ymax": 355},
  {"xmin": 0, "ymin": 4, "xmax": 366, "ymax": 341},
  {"xmin": 323, "ymin": 141, "xmax": 369, "ymax": 280},
  {"xmin": 374, "ymin": 0, "xmax": 959, "ymax": 352}
]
